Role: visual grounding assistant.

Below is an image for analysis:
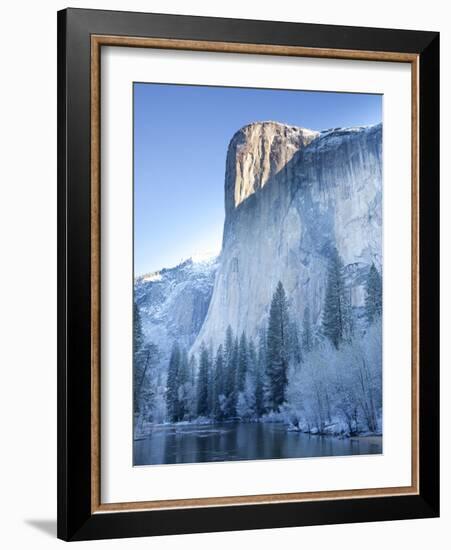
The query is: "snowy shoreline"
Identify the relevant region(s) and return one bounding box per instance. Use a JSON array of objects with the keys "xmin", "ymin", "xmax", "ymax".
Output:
[{"xmin": 134, "ymin": 418, "xmax": 382, "ymax": 441}]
